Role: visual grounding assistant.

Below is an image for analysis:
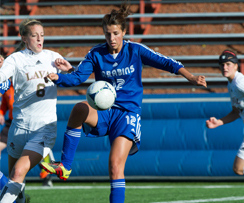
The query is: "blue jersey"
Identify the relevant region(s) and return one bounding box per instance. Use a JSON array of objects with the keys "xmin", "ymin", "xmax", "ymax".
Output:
[{"xmin": 55, "ymin": 40, "xmax": 183, "ymax": 114}]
